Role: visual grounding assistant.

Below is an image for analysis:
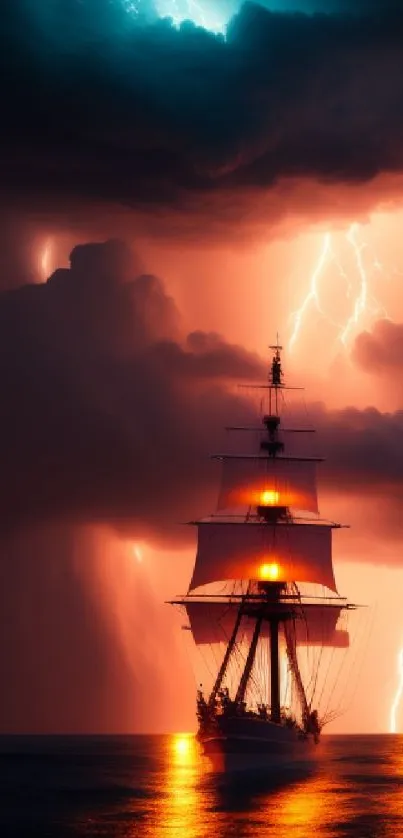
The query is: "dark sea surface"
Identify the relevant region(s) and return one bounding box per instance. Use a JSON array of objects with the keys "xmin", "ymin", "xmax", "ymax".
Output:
[{"xmin": 0, "ymin": 734, "xmax": 402, "ymax": 837}]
